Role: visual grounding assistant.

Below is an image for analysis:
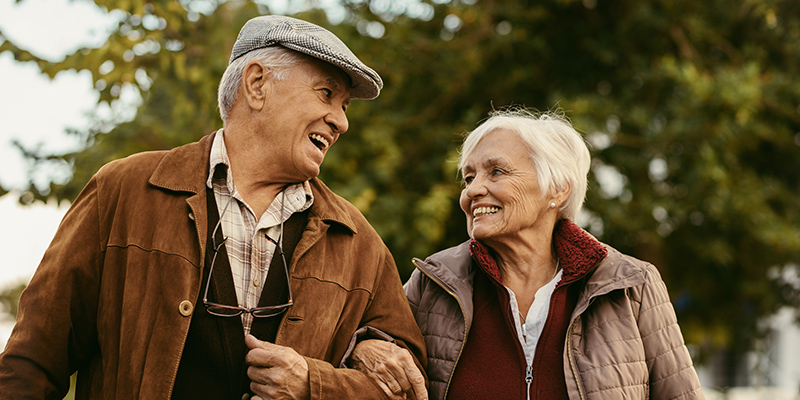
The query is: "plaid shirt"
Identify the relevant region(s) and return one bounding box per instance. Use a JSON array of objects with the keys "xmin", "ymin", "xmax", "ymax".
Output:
[{"xmin": 206, "ymin": 130, "xmax": 313, "ymax": 334}]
